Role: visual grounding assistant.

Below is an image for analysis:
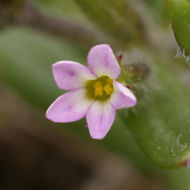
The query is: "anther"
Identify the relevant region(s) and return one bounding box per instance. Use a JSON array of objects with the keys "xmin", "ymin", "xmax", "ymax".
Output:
[
  {"xmin": 104, "ymin": 84, "xmax": 113, "ymax": 95},
  {"xmin": 94, "ymin": 81, "xmax": 103, "ymax": 96}
]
